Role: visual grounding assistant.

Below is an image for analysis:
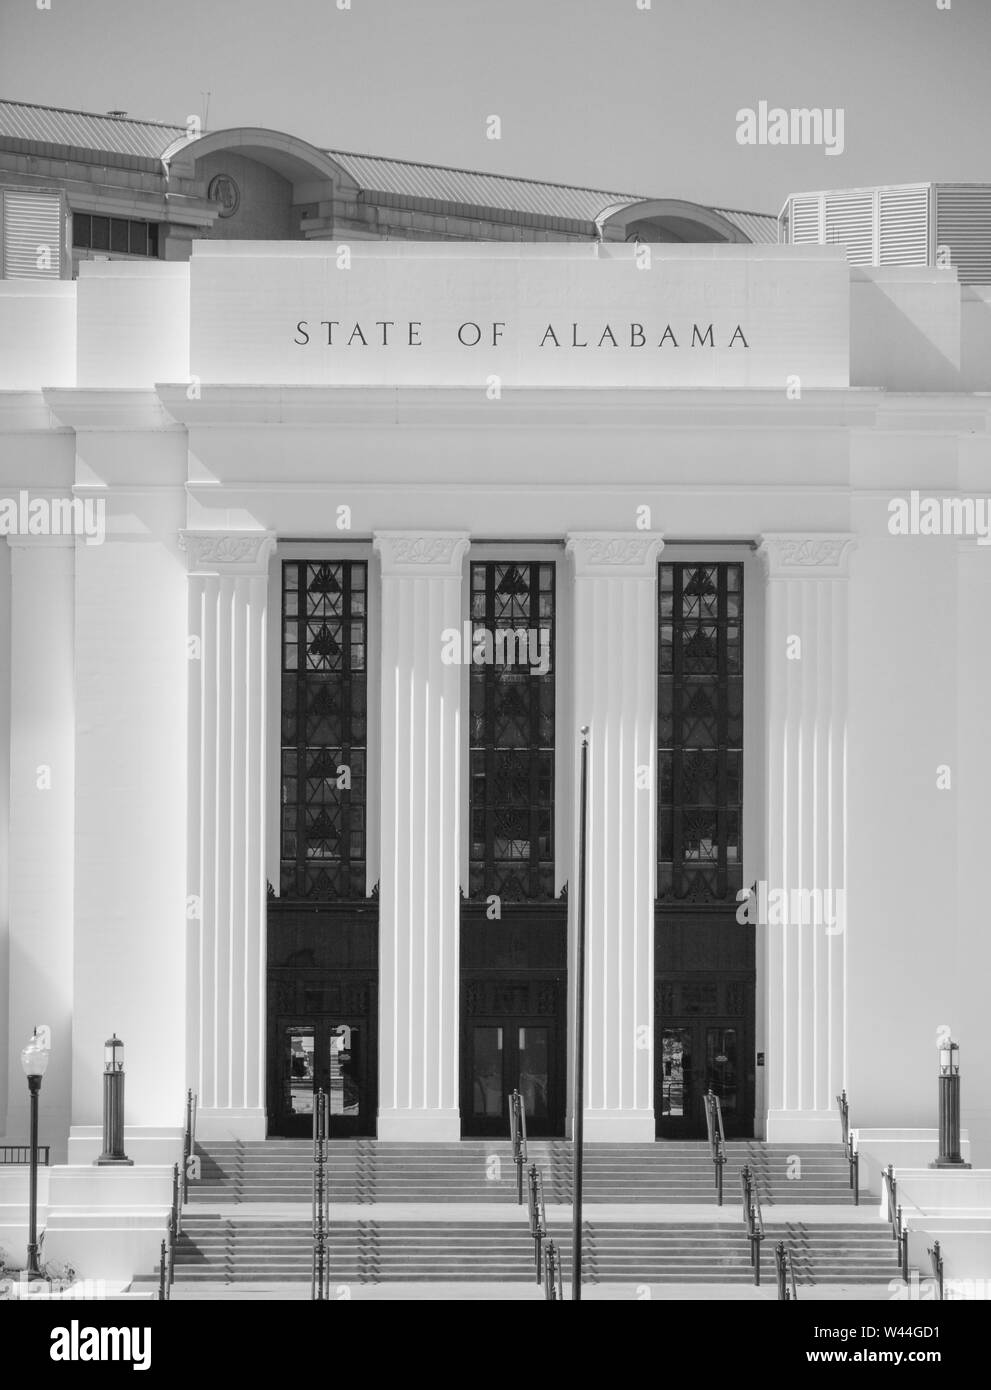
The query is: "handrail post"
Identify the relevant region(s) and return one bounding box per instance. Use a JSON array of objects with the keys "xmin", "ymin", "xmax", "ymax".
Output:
[
  {"xmin": 836, "ymin": 1089, "xmax": 849, "ymax": 1146},
  {"xmin": 776, "ymin": 1242, "xmax": 785, "ymax": 1300},
  {"xmin": 312, "ymin": 1088, "xmax": 329, "ymax": 1301},
  {"xmin": 182, "ymin": 1088, "xmax": 192, "ymax": 1204},
  {"xmin": 159, "ymin": 1239, "xmax": 167, "ymax": 1301},
  {"xmin": 928, "ymin": 1240, "xmax": 943, "ymax": 1301},
  {"xmin": 510, "ymin": 1090, "xmax": 527, "ymax": 1206},
  {"xmin": 543, "ymin": 1240, "xmax": 556, "ymax": 1300},
  {"xmin": 706, "ymin": 1089, "xmax": 725, "ymax": 1207}
]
